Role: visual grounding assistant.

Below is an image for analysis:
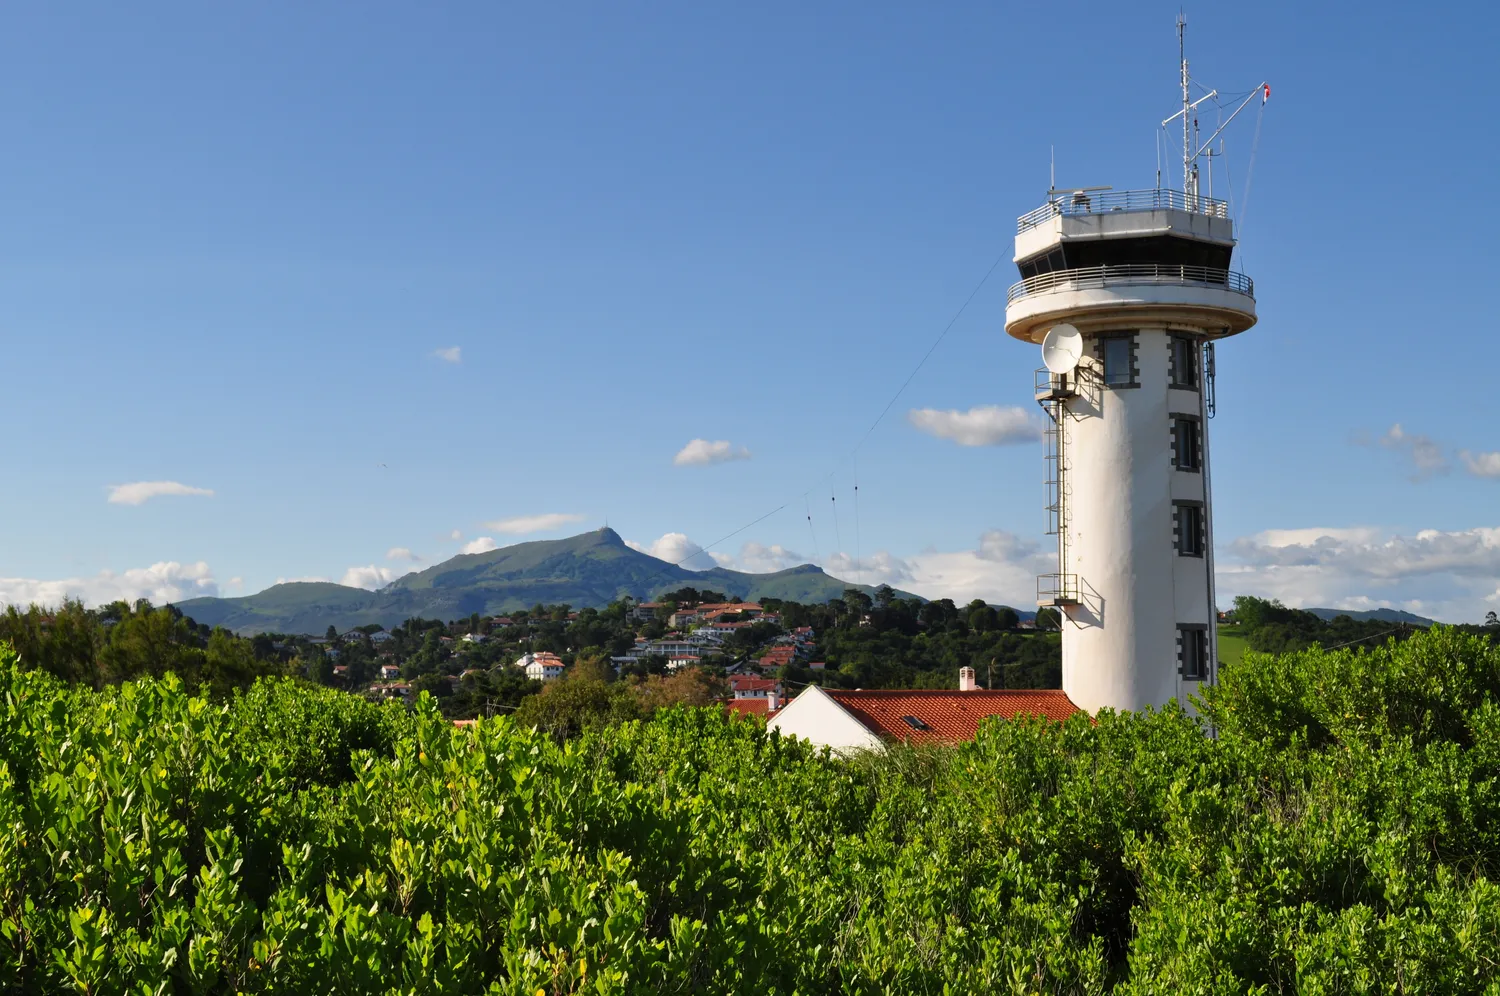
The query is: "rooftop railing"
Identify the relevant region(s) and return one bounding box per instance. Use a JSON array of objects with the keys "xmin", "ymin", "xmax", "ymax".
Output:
[
  {"xmin": 1007, "ymin": 263, "xmax": 1253, "ymax": 305},
  {"xmin": 1017, "ymin": 188, "xmax": 1229, "ymax": 233}
]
